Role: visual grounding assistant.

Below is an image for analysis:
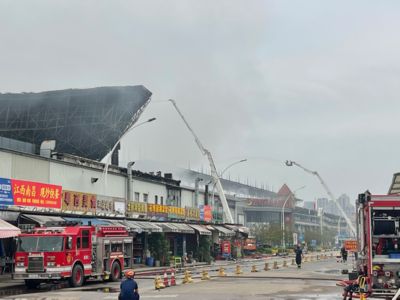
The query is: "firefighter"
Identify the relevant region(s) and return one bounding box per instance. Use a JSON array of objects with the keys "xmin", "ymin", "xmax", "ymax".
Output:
[
  {"xmin": 341, "ymin": 246, "xmax": 348, "ymax": 263},
  {"xmin": 295, "ymin": 244, "xmax": 303, "ymax": 268},
  {"xmin": 119, "ymin": 270, "xmax": 139, "ymax": 300}
]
